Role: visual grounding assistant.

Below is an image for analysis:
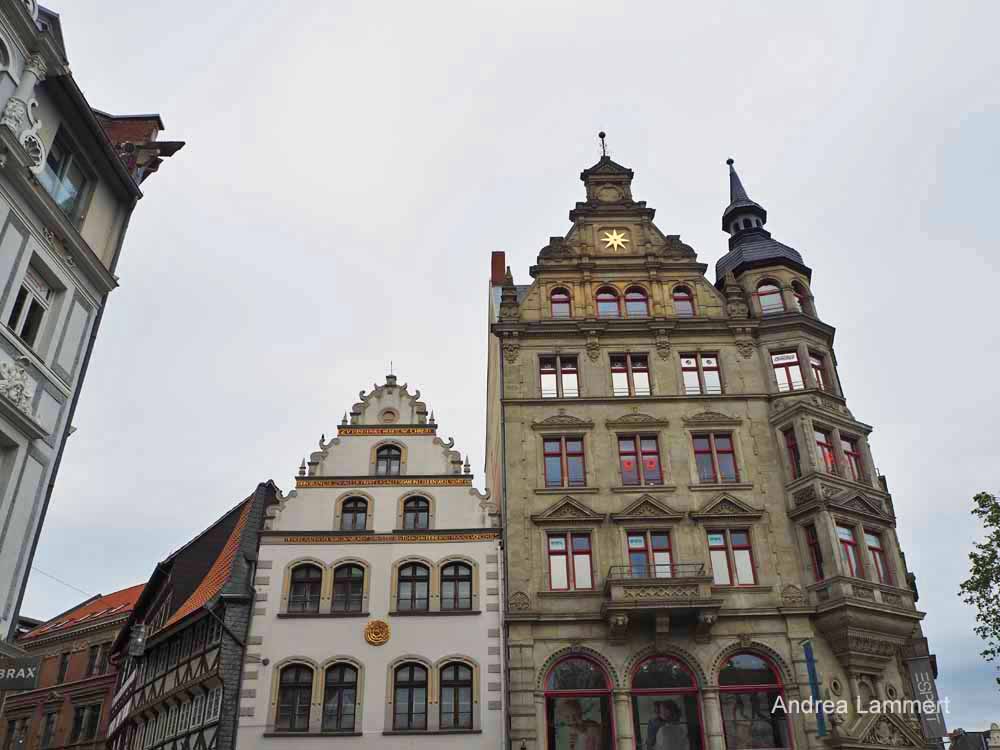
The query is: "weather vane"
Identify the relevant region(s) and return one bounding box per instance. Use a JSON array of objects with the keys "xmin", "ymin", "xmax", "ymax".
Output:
[{"xmin": 599, "ymin": 131, "xmax": 607, "ymax": 157}]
